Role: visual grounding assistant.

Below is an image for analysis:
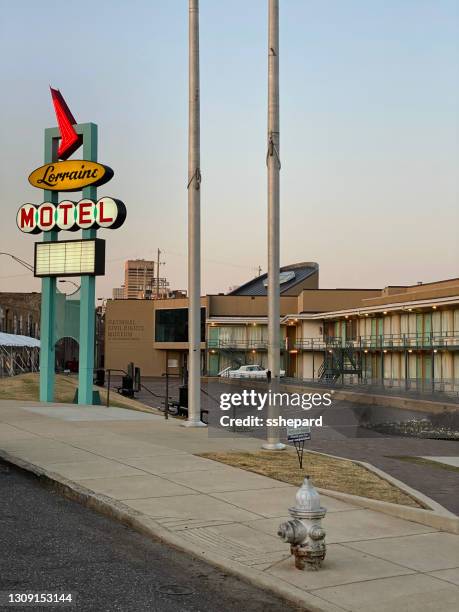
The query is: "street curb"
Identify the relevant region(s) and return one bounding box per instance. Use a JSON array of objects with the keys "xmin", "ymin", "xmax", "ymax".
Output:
[
  {"xmin": 297, "ymin": 449, "xmax": 459, "ymax": 534},
  {"xmin": 0, "ymin": 449, "xmax": 344, "ymax": 612},
  {"xmin": 316, "ymin": 487, "xmax": 459, "ymax": 535}
]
